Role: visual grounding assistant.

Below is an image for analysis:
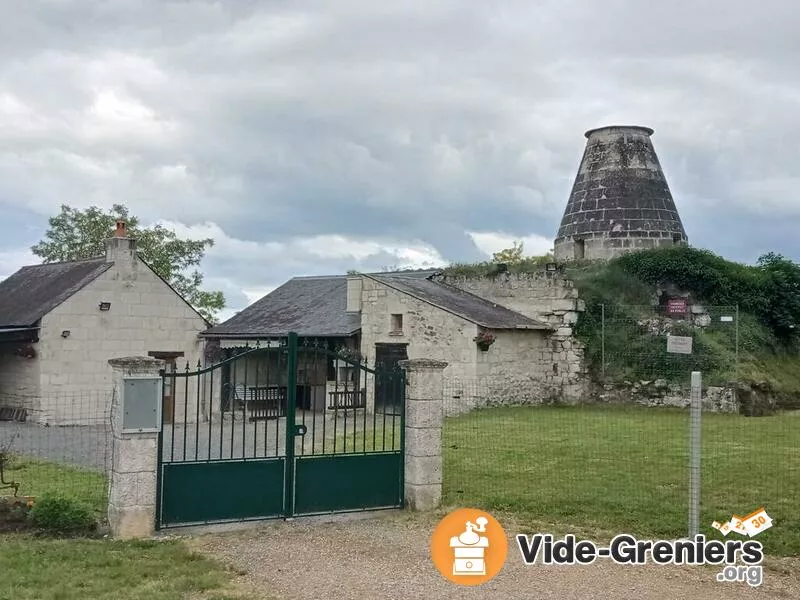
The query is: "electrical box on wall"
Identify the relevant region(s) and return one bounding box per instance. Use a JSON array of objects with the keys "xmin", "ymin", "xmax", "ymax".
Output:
[{"xmin": 121, "ymin": 377, "xmax": 162, "ymax": 433}]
